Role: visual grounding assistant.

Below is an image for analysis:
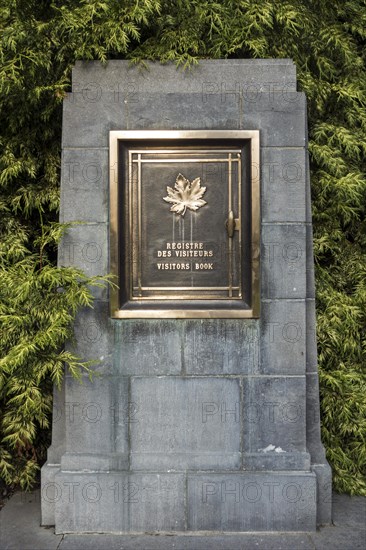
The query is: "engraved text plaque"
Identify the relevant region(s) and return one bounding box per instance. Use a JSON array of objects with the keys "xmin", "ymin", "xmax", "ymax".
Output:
[{"xmin": 110, "ymin": 131, "xmax": 259, "ymax": 318}]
